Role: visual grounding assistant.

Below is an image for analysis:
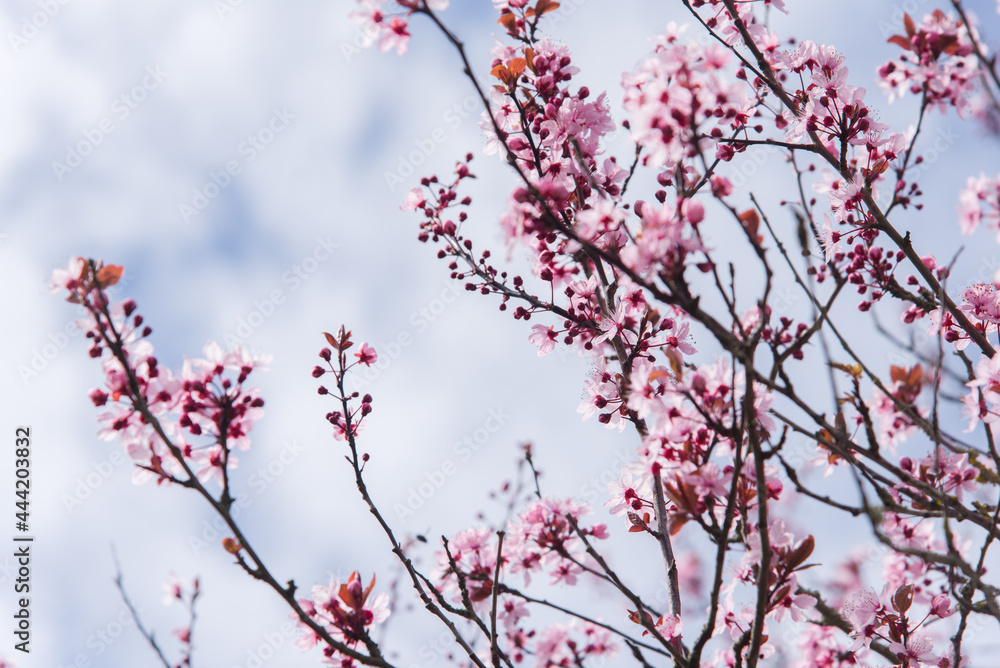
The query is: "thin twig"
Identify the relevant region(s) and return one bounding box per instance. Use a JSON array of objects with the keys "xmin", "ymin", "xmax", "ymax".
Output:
[
  {"xmin": 489, "ymin": 531, "xmax": 506, "ymax": 668},
  {"xmin": 111, "ymin": 548, "xmax": 172, "ymax": 668},
  {"xmin": 651, "ymin": 469, "xmax": 681, "ymax": 621}
]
